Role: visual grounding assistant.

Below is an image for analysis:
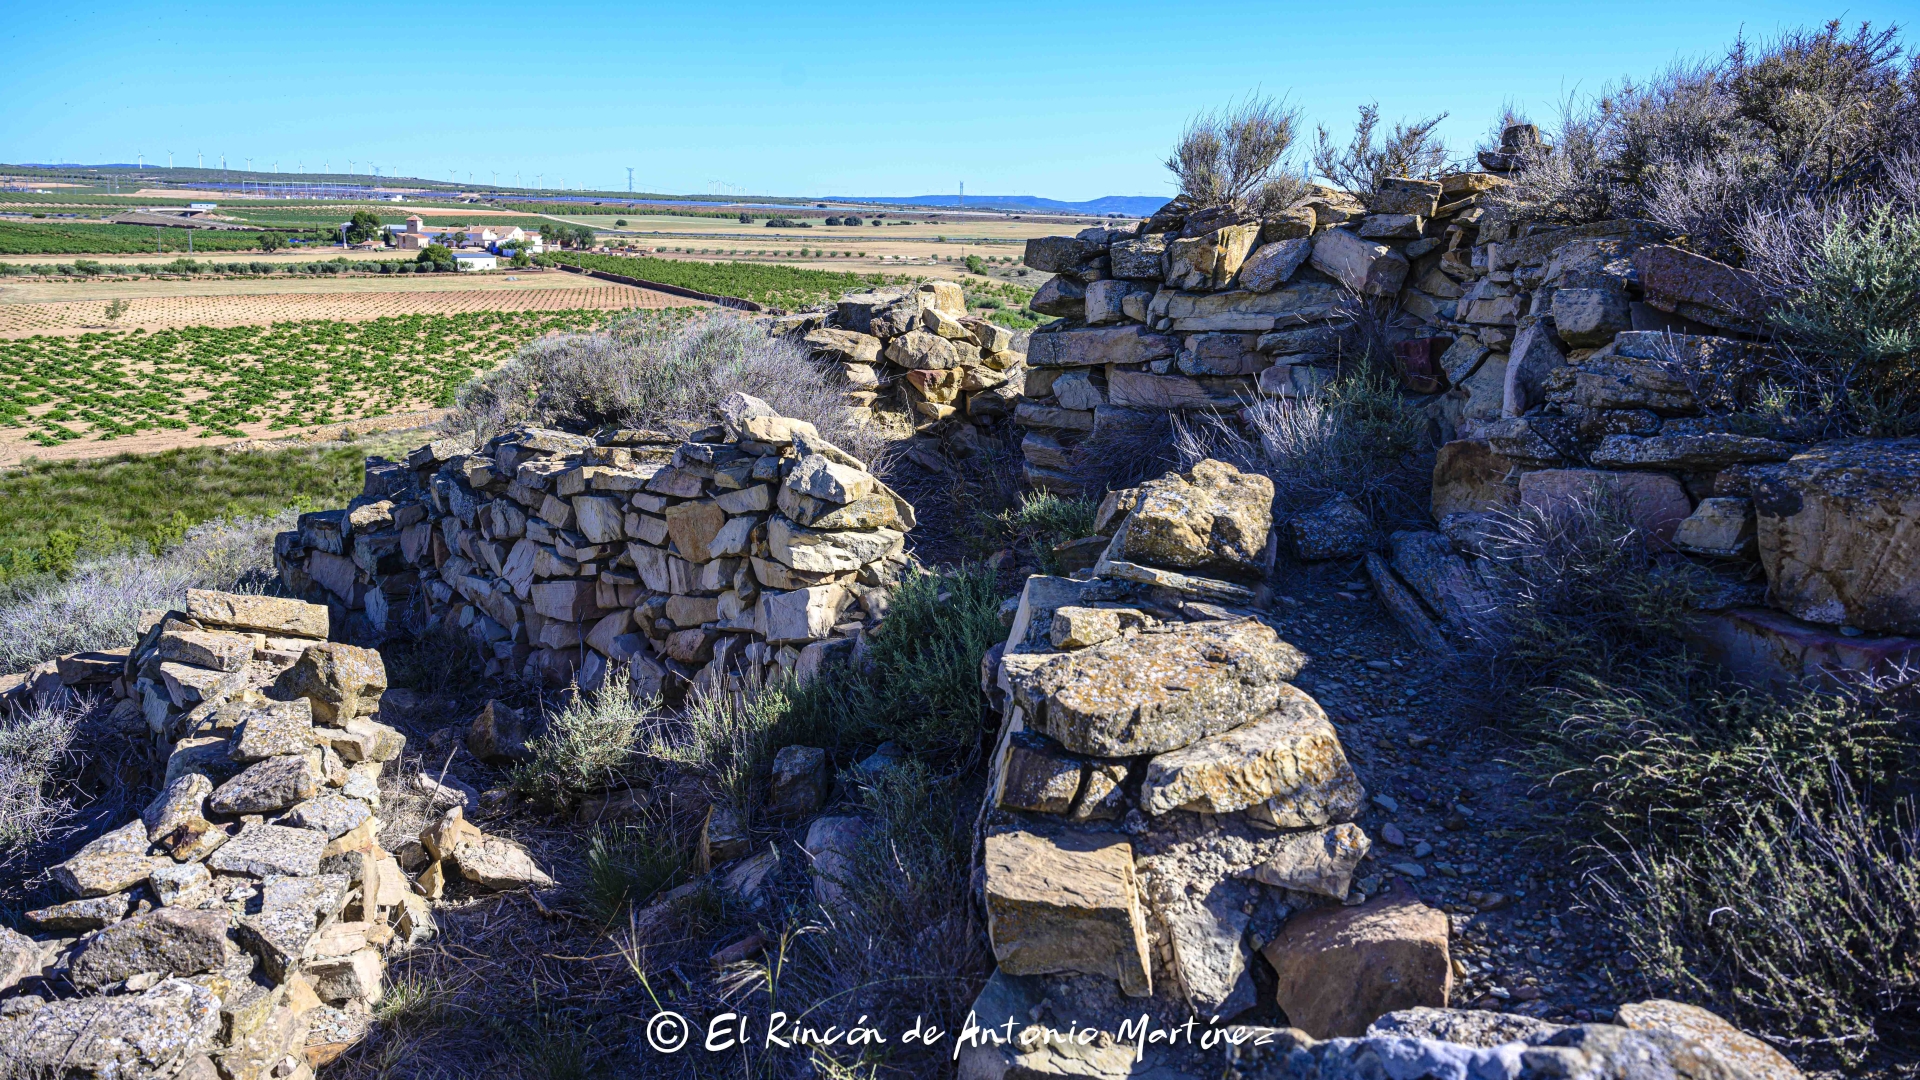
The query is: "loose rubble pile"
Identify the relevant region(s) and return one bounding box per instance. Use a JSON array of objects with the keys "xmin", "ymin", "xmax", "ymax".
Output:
[
  {"xmin": 0, "ymin": 590, "xmax": 545, "ymax": 1078},
  {"xmin": 964, "ymin": 458, "xmax": 1801, "ymax": 1079},
  {"xmin": 274, "ymin": 394, "xmax": 912, "ymax": 699},
  {"xmin": 1011, "ymin": 123, "xmax": 1919, "ymax": 683},
  {"xmin": 776, "ymin": 279, "xmax": 1026, "ymax": 464}
]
